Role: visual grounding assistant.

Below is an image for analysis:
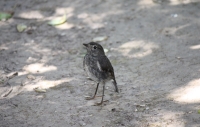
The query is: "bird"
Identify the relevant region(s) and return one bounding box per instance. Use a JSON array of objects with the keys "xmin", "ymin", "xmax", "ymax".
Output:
[{"xmin": 83, "ymin": 42, "xmax": 118, "ymax": 105}]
